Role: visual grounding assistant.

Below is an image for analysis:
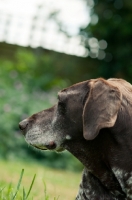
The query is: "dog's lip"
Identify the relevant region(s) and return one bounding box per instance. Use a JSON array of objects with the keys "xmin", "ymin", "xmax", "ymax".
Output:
[
  {"xmin": 28, "ymin": 140, "xmax": 56, "ymax": 150},
  {"xmin": 31, "ymin": 143, "xmax": 65, "ymax": 152},
  {"xmin": 55, "ymin": 147, "xmax": 65, "ymax": 152},
  {"xmin": 28, "ymin": 142, "xmax": 48, "ymax": 150},
  {"xmin": 34, "ymin": 145, "xmax": 48, "ymax": 150},
  {"xmin": 30, "ymin": 143, "xmax": 56, "ymax": 150}
]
